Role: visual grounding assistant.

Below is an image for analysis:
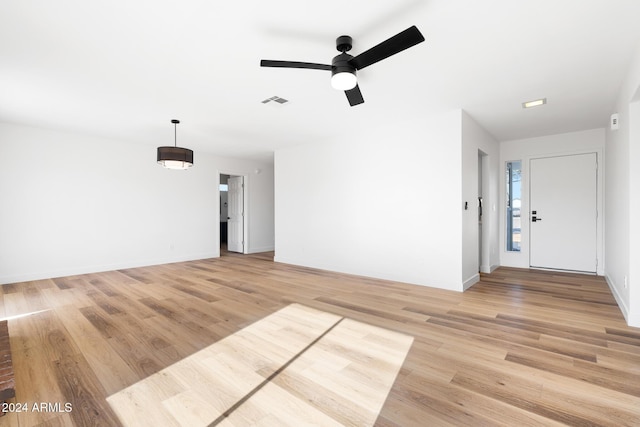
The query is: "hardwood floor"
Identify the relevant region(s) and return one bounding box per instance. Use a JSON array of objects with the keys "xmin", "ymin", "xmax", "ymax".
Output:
[
  {"xmin": 107, "ymin": 303, "xmax": 413, "ymax": 426},
  {"xmin": 1, "ymin": 252, "xmax": 639, "ymax": 426}
]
